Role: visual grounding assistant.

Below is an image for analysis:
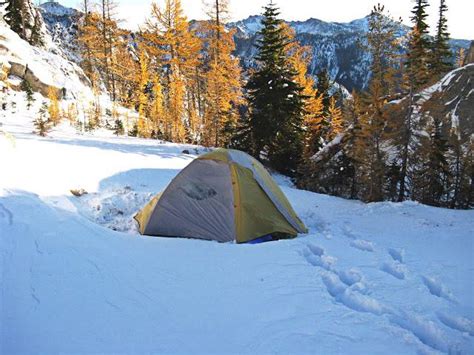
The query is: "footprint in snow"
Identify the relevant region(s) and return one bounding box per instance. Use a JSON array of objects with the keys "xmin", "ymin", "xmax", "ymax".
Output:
[
  {"xmin": 389, "ymin": 310, "xmax": 453, "ymax": 353},
  {"xmin": 350, "ymin": 239, "xmax": 375, "ymax": 252},
  {"xmin": 381, "ymin": 261, "xmax": 407, "ymax": 280},
  {"xmin": 388, "ymin": 247, "xmax": 405, "ymax": 263},
  {"xmin": 302, "ymin": 244, "xmax": 337, "ymax": 271},
  {"xmin": 303, "ymin": 244, "xmax": 381, "ymax": 314},
  {"xmin": 322, "ymin": 271, "xmax": 387, "ymax": 316},
  {"xmin": 437, "ymin": 312, "xmax": 474, "ymax": 336},
  {"xmin": 421, "ymin": 275, "xmax": 456, "ymax": 303}
]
